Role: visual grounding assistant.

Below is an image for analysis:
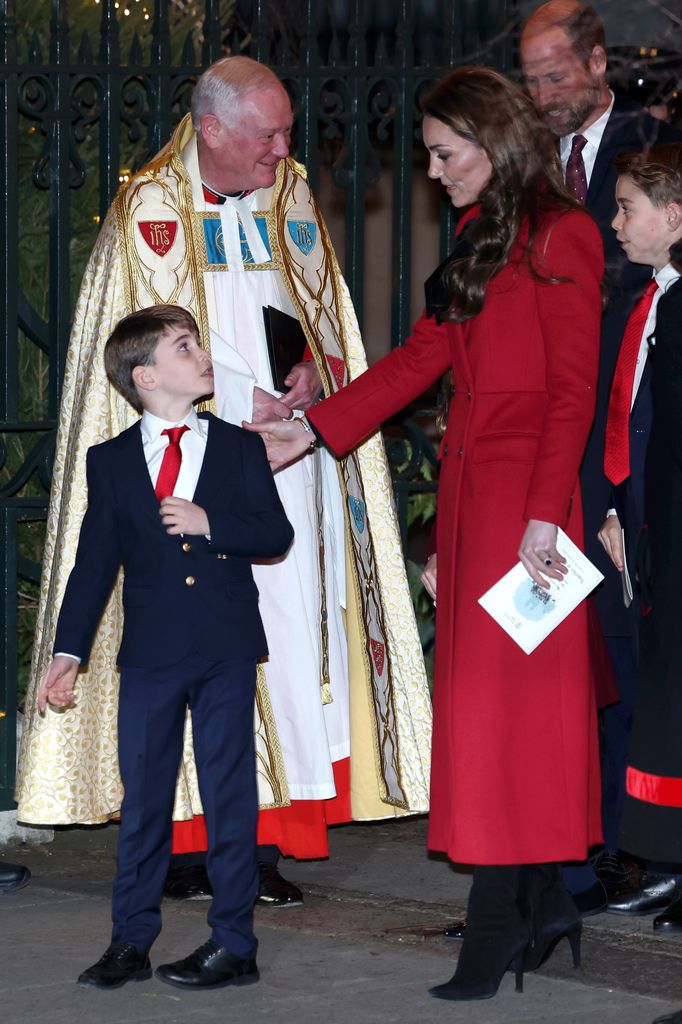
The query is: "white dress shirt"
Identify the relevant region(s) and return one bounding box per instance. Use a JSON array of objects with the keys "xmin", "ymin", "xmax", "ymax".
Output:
[
  {"xmin": 141, "ymin": 405, "xmax": 208, "ymax": 499},
  {"xmin": 560, "ymin": 90, "xmax": 615, "ymax": 187},
  {"xmin": 58, "ymin": 405, "xmax": 208, "ymax": 662}
]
